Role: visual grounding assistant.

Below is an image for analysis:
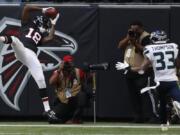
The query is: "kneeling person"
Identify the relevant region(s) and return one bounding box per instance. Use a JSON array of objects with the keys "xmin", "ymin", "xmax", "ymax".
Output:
[{"xmin": 49, "ymin": 55, "xmax": 87, "ymax": 124}]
